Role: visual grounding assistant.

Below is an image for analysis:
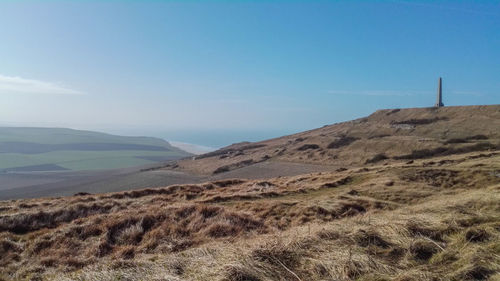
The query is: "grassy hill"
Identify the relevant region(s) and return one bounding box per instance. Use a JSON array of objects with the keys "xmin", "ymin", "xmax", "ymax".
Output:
[
  {"xmin": 0, "ymin": 128, "xmax": 191, "ymax": 172},
  {"xmin": 172, "ymin": 105, "xmax": 500, "ymax": 175}
]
